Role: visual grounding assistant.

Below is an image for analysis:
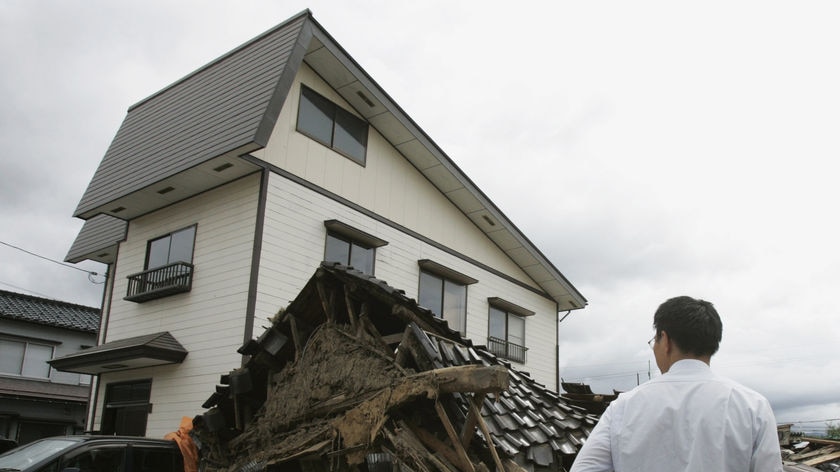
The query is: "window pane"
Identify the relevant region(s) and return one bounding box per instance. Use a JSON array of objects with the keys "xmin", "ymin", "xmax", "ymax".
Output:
[
  {"xmin": 297, "ymin": 87, "xmax": 334, "ymax": 146},
  {"xmin": 508, "ymin": 315, "xmax": 525, "ymax": 346},
  {"xmin": 325, "ymin": 234, "xmax": 351, "ymax": 265},
  {"xmin": 169, "ymin": 226, "xmax": 195, "ymax": 264},
  {"xmin": 418, "ymin": 272, "xmax": 443, "ymax": 317},
  {"xmin": 334, "ymin": 108, "xmax": 368, "ymax": 163},
  {"xmin": 133, "ymin": 446, "xmax": 179, "ymax": 472},
  {"xmin": 147, "ymin": 237, "xmax": 170, "ymax": 269},
  {"xmin": 0, "ymin": 340, "xmax": 25, "ymax": 374},
  {"xmin": 442, "ymin": 280, "xmax": 466, "ymax": 332},
  {"xmin": 22, "ymin": 343, "xmax": 52, "ymax": 378},
  {"xmin": 349, "ymin": 243, "xmax": 374, "ymax": 275},
  {"xmin": 489, "ymin": 307, "xmax": 506, "ymax": 339}
]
